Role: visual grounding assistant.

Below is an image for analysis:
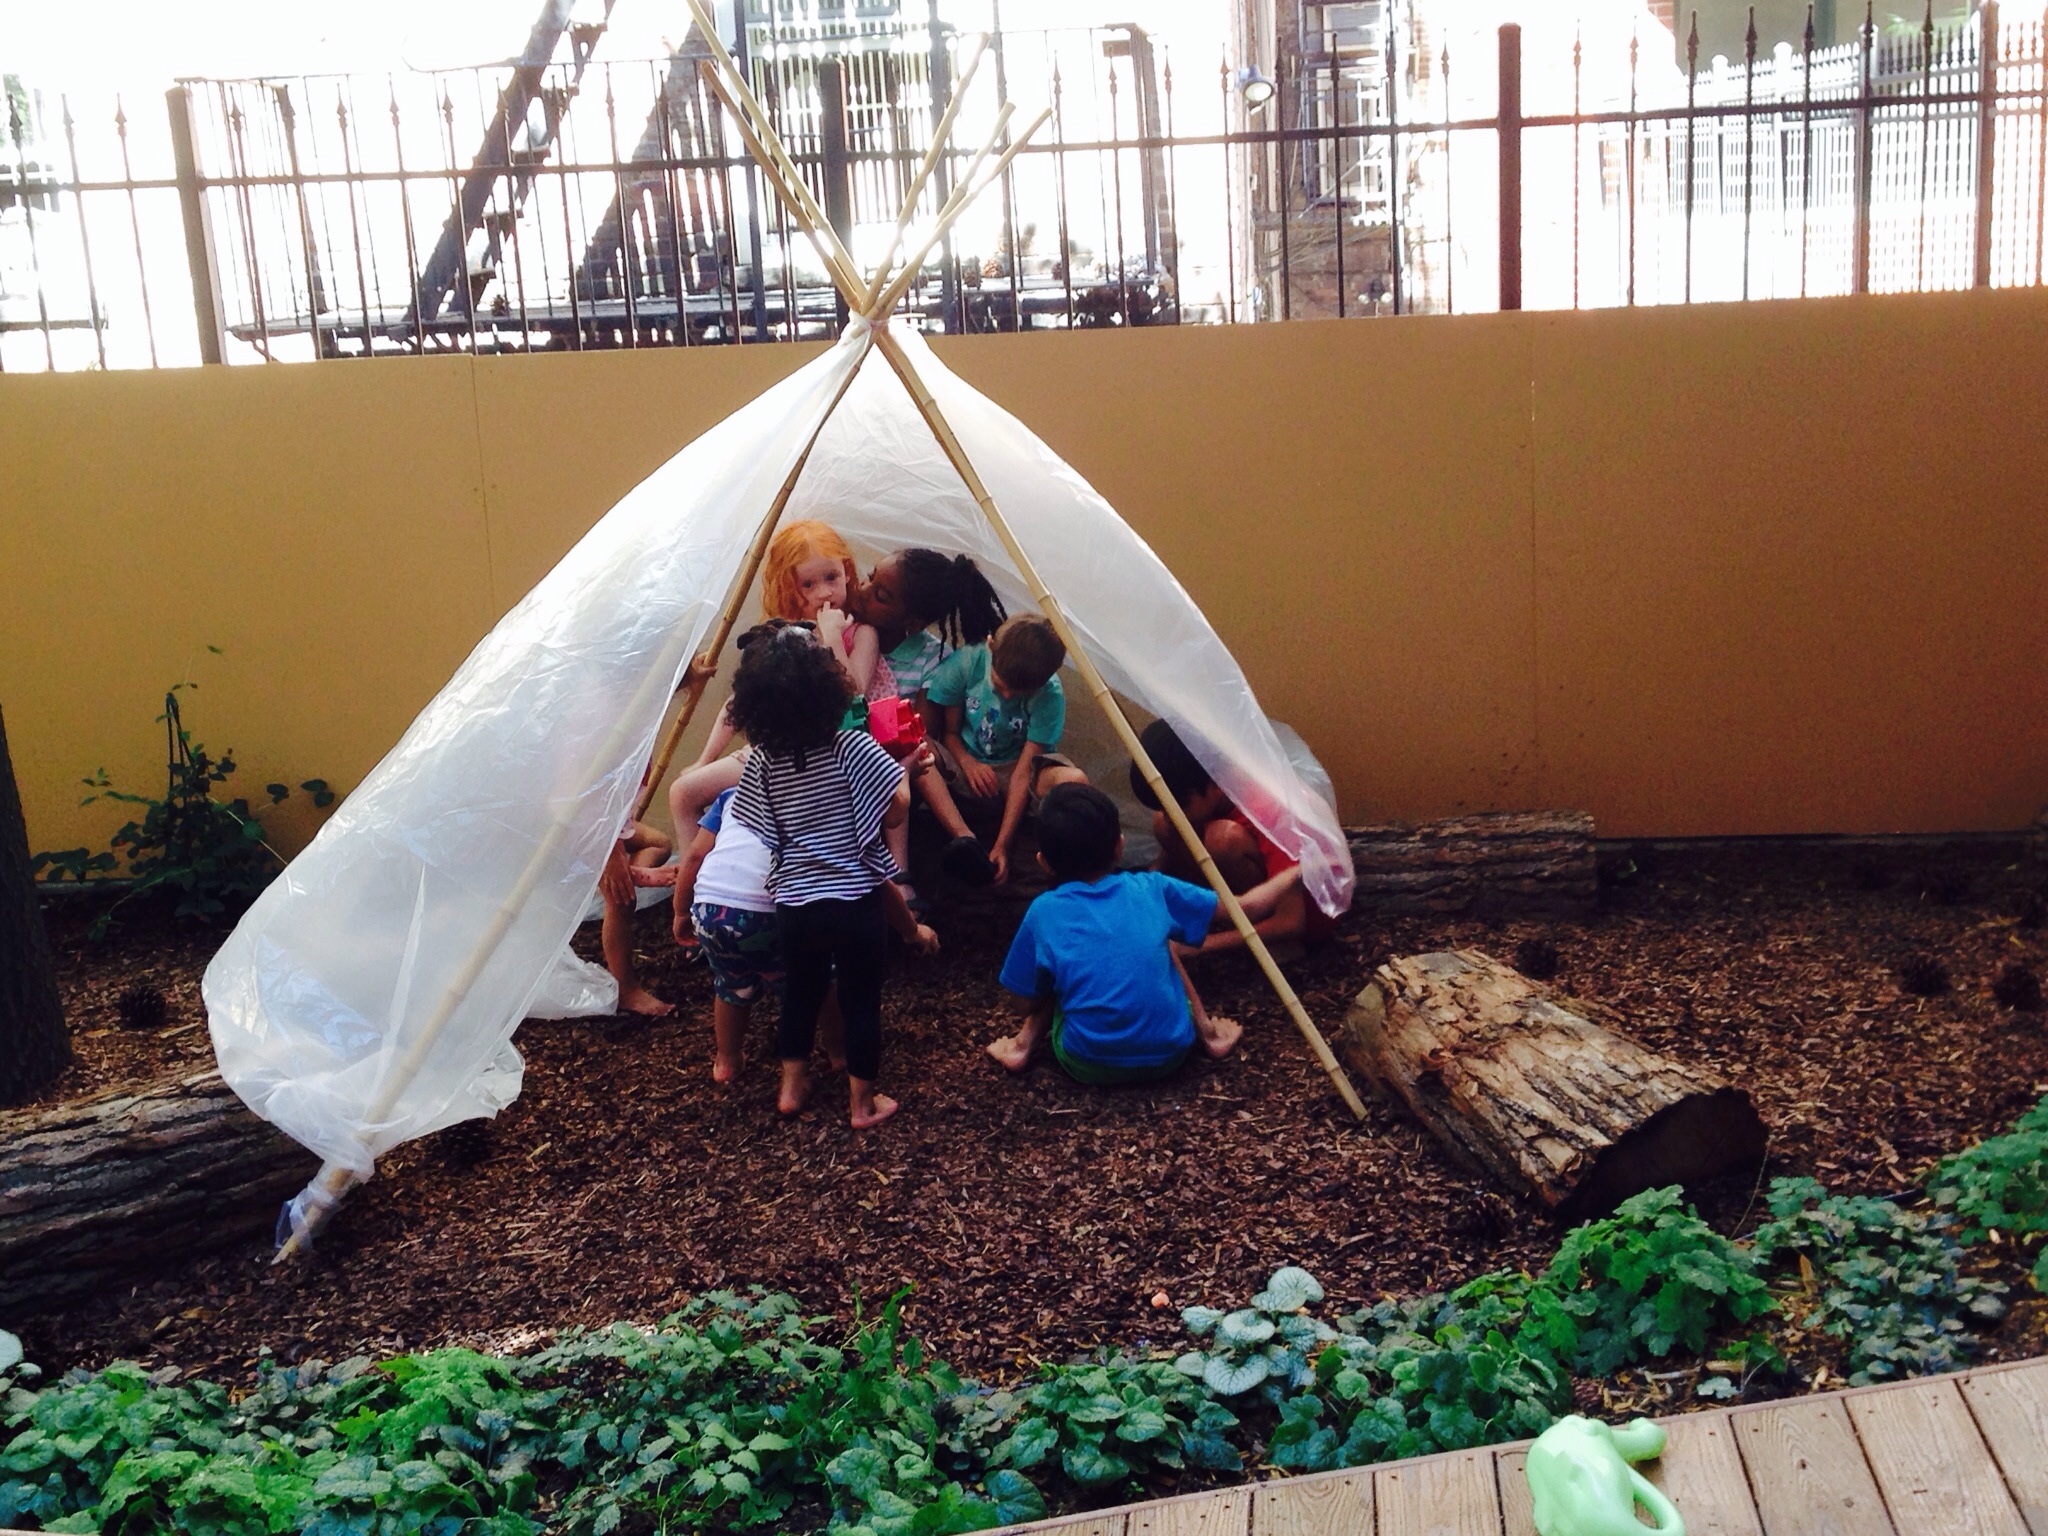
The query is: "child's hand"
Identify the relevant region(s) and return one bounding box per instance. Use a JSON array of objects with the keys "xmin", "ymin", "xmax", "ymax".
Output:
[
  {"xmin": 814, "ymin": 605, "xmax": 849, "ymax": 651},
  {"xmin": 631, "ymin": 864, "xmax": 679, "ymax": 887},
  {"xmin": 989, "ymin": 844, "xmax": 1010, "ymax": 885},
  {"xmin": 962, "ymin": 757, "xmax": 1000, "ymax": 799},
  {"xmin": 910, "ymin": 923, "xmax": 940, "ymax": 956},
  {"xmin": 684, "ymin": 652, "xmax": 719, "ymax": 687}
]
